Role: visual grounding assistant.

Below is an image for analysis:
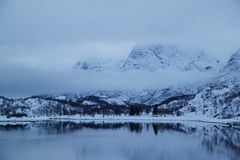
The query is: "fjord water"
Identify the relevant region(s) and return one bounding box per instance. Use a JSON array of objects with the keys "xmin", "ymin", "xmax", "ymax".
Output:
[{"xmin": 0, "ymin": 121, "xmax": 239, "ymax": 160}]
